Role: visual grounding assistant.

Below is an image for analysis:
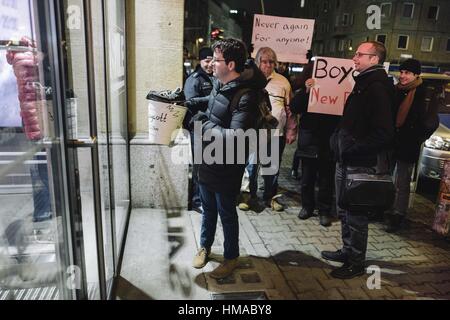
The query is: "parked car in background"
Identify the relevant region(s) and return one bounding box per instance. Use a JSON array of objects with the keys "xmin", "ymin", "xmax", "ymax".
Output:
[{"xmin": 389, "ymin": 72, "xmax": 450, "ymax": 195}]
